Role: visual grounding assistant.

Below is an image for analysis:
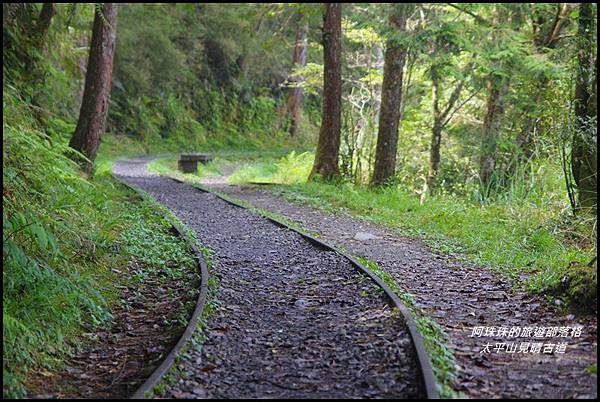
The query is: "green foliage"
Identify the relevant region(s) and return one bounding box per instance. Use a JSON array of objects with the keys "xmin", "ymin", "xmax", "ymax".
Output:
[
  {"xmin": 2, "ymin": 85, "xmax": 196, "ymax": 397},
  {"xmin": 105, "ymin": 3, "xmax": 321, "ymax": 155},
  {"xmin": 3, "ymin": 86, "xmax": 108, "ymax": 396},
  {"xmin": 228, "ymin": 151, "xmax": 314, "ymax": 184},
  {"xmin": 119, "ymin": 205, "xmax": 195, "ymax": 282},
  {"xmin": 234, "ymin": 157, "xmax": 595, "ymax": 309}
]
